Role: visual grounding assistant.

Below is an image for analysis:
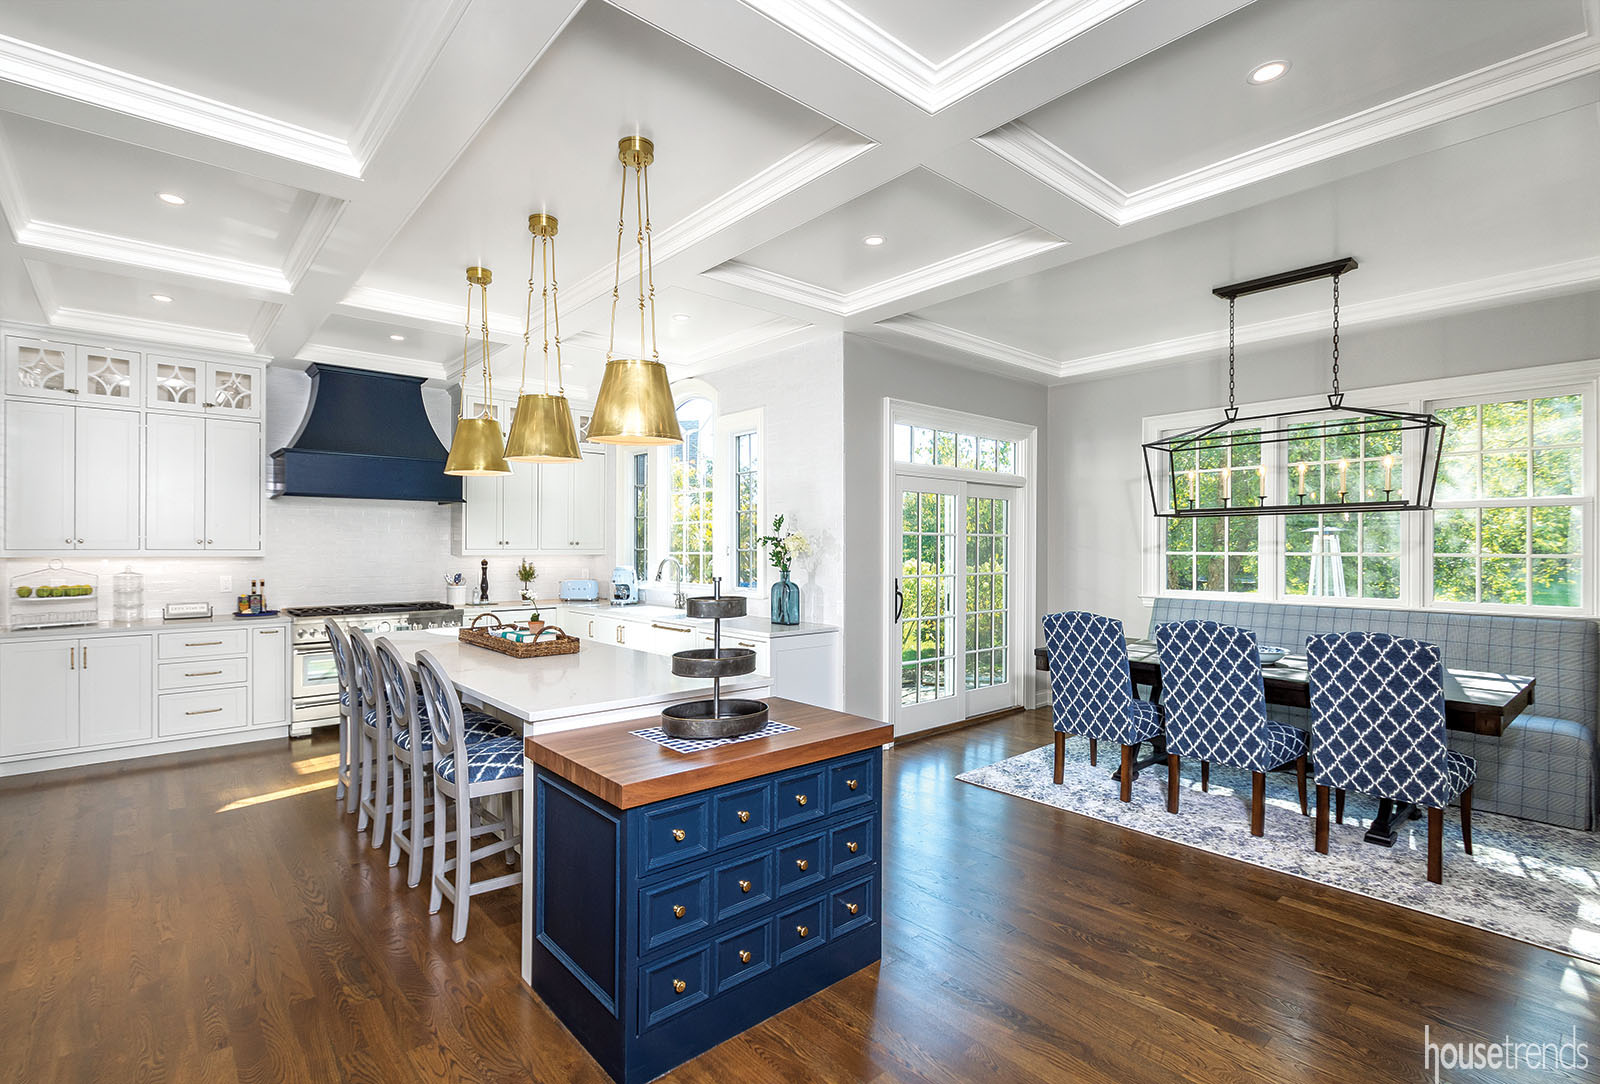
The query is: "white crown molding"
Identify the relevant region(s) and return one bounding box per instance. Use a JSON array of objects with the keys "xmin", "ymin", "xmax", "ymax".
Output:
[
  {"xmin": 19, "ymin": 259, "xmax": 57, "ymax": 315},
  {"xmin": 981, "ymin": 30, "xmax": 1600, "ymax": 224},
  {"xmin": 706, "ymin": 232, "xmax": 1065, "ymax": 316},
  {"xmin": 0, "ymin": 33, "xmax": 360, "ymax": 177},
  {"xmin": 738, "ymin": 0, "xmax": 1141, "ymax": 112},
  {"xmin": 50, "ymin": 306, "xmax": 261, "ymax": 355},
  {"xmin": 338, "ymin": 285, "xmax": 525, "ymax": 340},
  {"xmin": 563, "ymin": 128, "xmax": 878, "ymax": 308},
  {"xmin": 347, "ymin": 0, "xmax": 473, "ymax": 164},
  {"xmin": 1053, "ymin": 256, "xmax": 1600, "ymax": 380},
  {"xmin": 874, "ymin": 314, "xmax": 1059, "ymax": 378},
  {"xmin": 248, "ymin": 303, "xmax": 284, "ymax": 352},
  {"xmin": 12, "ymin": 220, "xmax": 293, "ymax": 295},
  {"xmin": 282, "ymin": 195, "xmax": 348, "ymax": 289},
  {"xmin": 296, "ymin": 341, "xmax": 449, "ymax": 381},
  {"xmin": 678, "ymin": 317, "xmax": 813, "ymax": 368}
]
